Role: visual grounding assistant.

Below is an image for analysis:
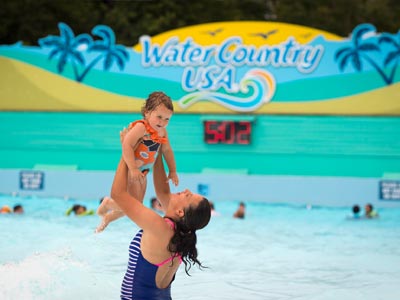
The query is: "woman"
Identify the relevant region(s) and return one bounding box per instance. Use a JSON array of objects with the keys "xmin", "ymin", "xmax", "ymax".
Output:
[{"xmin": 110, "ymin": 150, "xmax": 211, "ymax": 299}]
